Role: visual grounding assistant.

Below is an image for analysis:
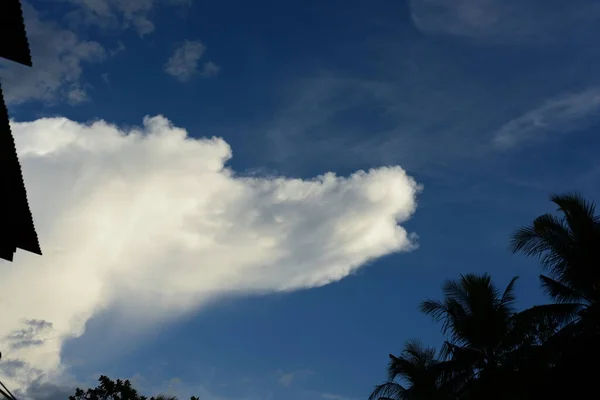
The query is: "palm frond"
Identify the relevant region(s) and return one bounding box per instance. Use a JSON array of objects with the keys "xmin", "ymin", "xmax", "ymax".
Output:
[
  {"xmin": 510, "ymin": 193, "xmax": 600, "ymax": 302},
  {"xmin": 500, "ymin": 276, "xmax": 519, "ymax": 308},
  {"xmin": 443, "ymin": 276, "xmax": 472, "ymax": 309},
  {"xmin": 510, "ymin": 214, "xmax": 572, "ymax": 269},
  {"xmin": 419, "ymin": 299, "xmax": 453, "ymax": 333},
  {"xmin": 538, "ymin": 274, "xmax": 588, "ymax": 304},
  {"xmin": 551, "ymin": 193, "xmax": 598, "ymax": 230},
  {"xmin": 368, "ymin": 382, "xmax": 407, "ymax": 400},
  {"xmin": 515, "ymin": 303, "xmax": 584, "ymax": 335},
  {"xmin": 402, "ymin": 339, "xmax": 436, "ymax": 366},
  {"xmin": 387, "ymin": 354, "xmax": 419, "ymax": 384}
]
